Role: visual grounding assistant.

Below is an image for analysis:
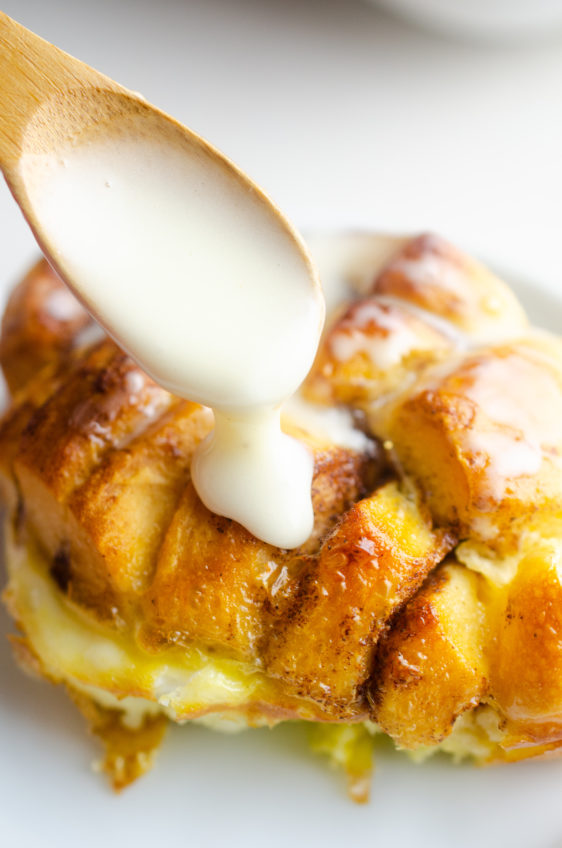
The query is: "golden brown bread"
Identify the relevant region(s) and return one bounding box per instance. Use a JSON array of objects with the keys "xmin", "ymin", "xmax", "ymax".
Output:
[
  {"xmin": 0, "ymin": 258, "xmax": 92, "ymax": 395},
  {"xmin": 372, "ymin": 562, "xmax": 488, "ymax": 748},
  {"xmin": 262, "ymin": 481, "xmax": 454, "ymax": 717},
  {"xmin": 371, "ymin": 232, "xmax": 528, "ymax": 337},
  {"xmin": 2, "ymin": 235, "xmax": 562, "ymax": 797}
]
